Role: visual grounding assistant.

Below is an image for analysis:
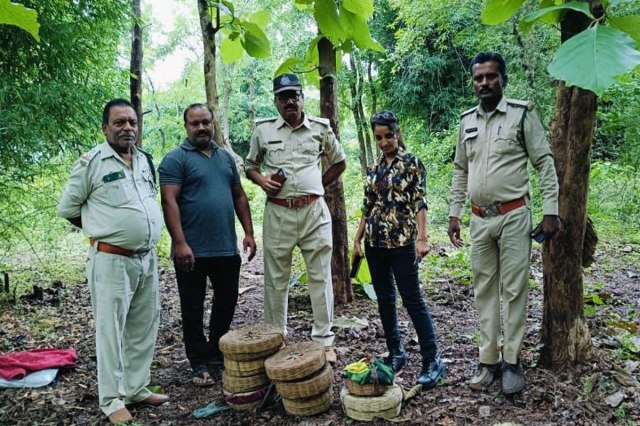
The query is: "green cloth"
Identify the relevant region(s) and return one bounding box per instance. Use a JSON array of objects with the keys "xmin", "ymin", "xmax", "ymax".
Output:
[{"xmin": 345, "ymin": 358, "xmax": 394, "ymax": 385}]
